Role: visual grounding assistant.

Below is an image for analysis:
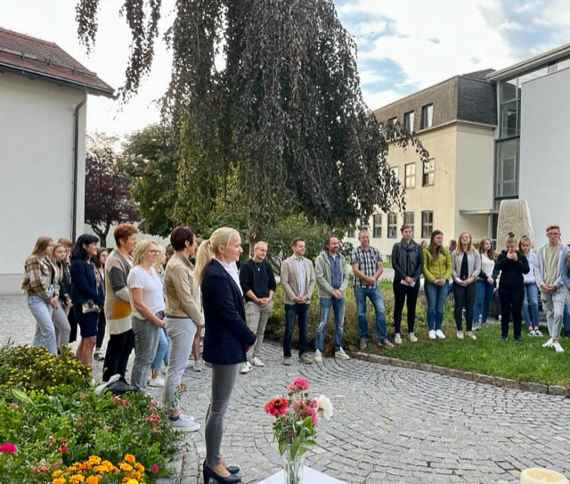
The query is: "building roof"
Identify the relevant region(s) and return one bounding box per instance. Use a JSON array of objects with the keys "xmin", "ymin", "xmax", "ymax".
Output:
[
  {"xmin": 0, "ymin": 26, "xmax": 114, "ymax": 97},
  {"xmin": 487, "ymin": 43, "xmax": 570, "ymax": 81}
]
